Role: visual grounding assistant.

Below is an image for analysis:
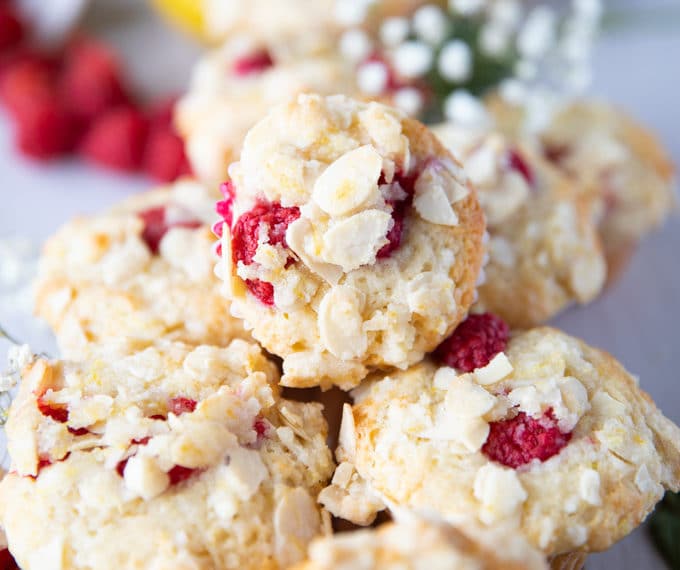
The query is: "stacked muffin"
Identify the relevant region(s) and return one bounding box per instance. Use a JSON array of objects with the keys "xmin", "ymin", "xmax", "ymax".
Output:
[{"xmin": 1, "ymin": 2, "xmax": 679, "ymax": 569}]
